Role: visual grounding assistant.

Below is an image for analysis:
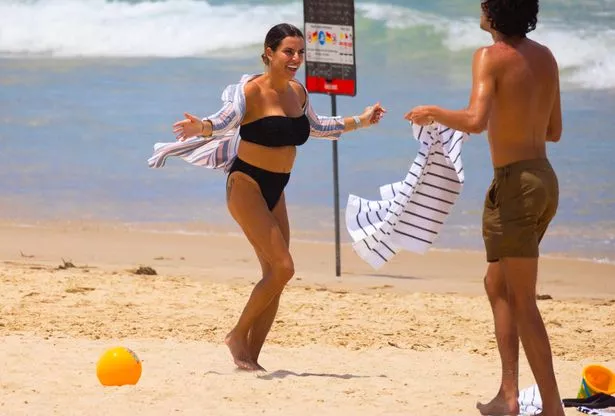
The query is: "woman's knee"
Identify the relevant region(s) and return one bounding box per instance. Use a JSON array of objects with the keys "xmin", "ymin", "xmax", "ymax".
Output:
[{"xmin": 271, "ymin": 255, "xmax": 294, "ymax": 284}]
